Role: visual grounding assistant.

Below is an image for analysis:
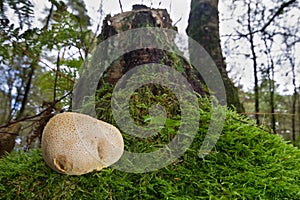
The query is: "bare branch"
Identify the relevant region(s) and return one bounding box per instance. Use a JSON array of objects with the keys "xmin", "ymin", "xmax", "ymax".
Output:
[
  {"xmin": 173, "ymin": 17, "xmax": 182, "ymax": 26},
  {"xmin": 235, "ymin": 0, "xmax": 297, "ymax": 38},
  {"xmin": 259, "ymin": 0, "xmax": 296, "ymax": 33},
  {"xmin": 0, "ymin": 131, "xmax": 18, "ymax": 136},
  {"xmin": 54, "ymin": 52, "xmax": 60, "ymax": 102},
  {"xmin": 15, "ymin": 45, "xmax": 75, "ymax": 83},
  {"xmin": 118, "ymin": 0, "xmax": 123, "ymax": 12},
  {"xmin": 0, "ymin": 90, "xmax": 72, "ymax": 130}
]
